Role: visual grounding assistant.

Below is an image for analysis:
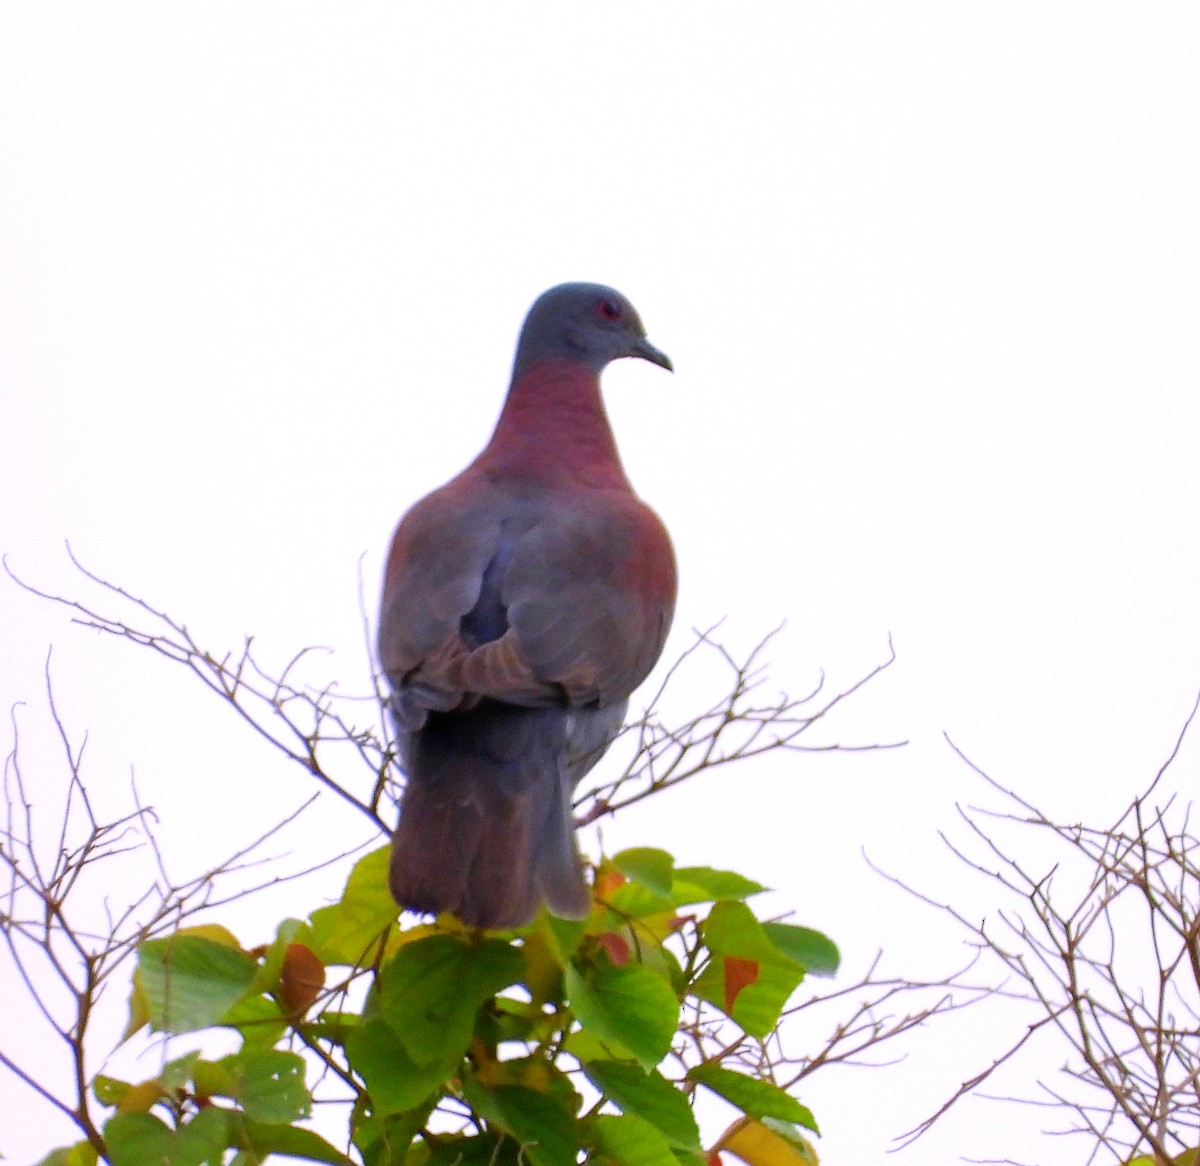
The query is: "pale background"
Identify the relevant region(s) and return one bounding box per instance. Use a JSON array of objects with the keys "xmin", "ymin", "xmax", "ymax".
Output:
[{"xmin": 2, "ymin": 4, "xmax": 1199, "ymax": 1164}]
